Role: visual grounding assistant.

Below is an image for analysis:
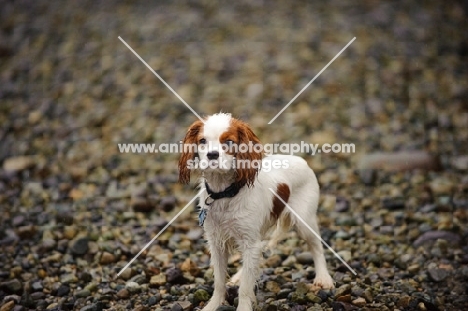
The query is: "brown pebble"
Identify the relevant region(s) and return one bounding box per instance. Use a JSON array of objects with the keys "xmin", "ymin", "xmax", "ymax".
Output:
[
  {"xmin": 100, "ymin": 252, "xmax": 116, "ymax": 264},
  {"xmin": 116, "ymin": 288, "xmax": 130, "ymax": 299},
  {"xmin": 0, "ymin": 300, "xmax": 15, "ymax": 311},
  {"xmin": 16, "ymin": 226, "xmax": 36, "ymax": 239},
  {"xmin": 336, "ymin": 294, "xmax": 352, "ymax": 302},
  {"xmin": 397, "ymin": 296, "xmax": 412, "ymax": 308},
  {"xmin": 131, "ymin": 197, "xmax": 154, "ymax": 213},
  {"xmin": 180, "ymin": 258, "xmax": 200, "ymax": 277},
  {"xmin": 352, "ymin": 297, "xmax": 366, "ymax": 307},
  {"xmin": 150, "ymin": 274, "xmax": 166, "ymax": 287}
]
